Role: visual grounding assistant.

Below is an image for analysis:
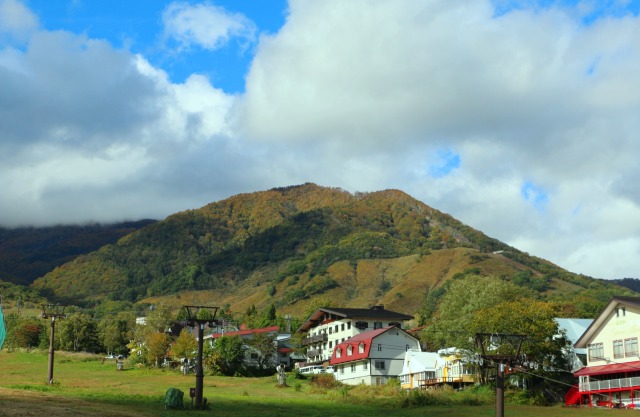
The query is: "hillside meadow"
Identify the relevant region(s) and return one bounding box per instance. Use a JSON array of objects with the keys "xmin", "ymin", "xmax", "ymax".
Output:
[{"xmin": 0, "ymin": 350, "xmax": 634, "ymax": 417}]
